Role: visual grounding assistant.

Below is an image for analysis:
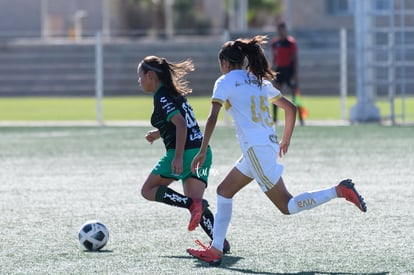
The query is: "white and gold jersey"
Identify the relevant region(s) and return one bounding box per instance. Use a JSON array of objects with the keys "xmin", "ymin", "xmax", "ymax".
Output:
[{"xmin": 212, "ymin": 70, "xmax": 282, "ymax": 153}]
